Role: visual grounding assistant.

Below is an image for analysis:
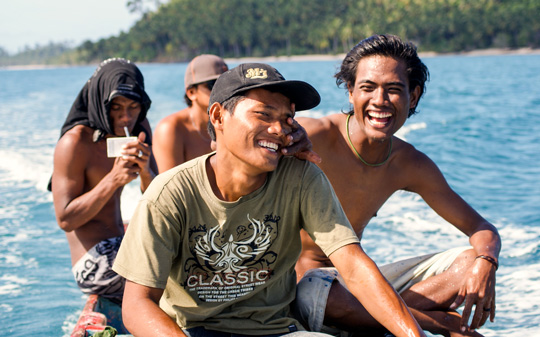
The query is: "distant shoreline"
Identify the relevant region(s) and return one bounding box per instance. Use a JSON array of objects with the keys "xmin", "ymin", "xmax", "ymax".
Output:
[
  {"xmin": 226, "ymin": 47, "xmax": 540, "ymax": 63},
  {"xmin": 3, "ymin": 47, "xmax": 539, "ymax": 70}
]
